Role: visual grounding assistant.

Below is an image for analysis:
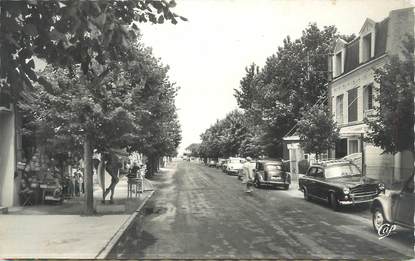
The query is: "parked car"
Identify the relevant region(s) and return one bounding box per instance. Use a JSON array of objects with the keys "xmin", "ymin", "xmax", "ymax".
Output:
[
  {"xmin": 217, "ymin": 159, "xmax": 226, "ymax": 169},
  {"xmin": 222, "ymin": 159, "xmax": 229, "ymax": 173},
  {"xmin": 298, "ymin": 159, "xmax": 385, "ymax": 211},
  {"xmin": 371, "ymin": 172, "xmax": 414, "ymax": 232},
  {"xmin": 208, "ymin": 160, "xmax": 217, "ymax": 167},
  {"xmin": 226, "ymin": 157, "xmax": 244, "ymax": 176},
  {"xmin": 252, "ymin": 160, "xmax": 291, "ymax": 189}
]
